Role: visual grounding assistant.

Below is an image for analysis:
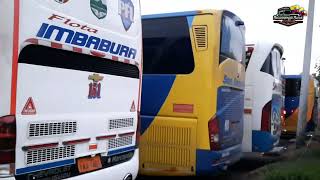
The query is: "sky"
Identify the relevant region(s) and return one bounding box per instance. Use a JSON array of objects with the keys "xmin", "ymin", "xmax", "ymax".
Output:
[{"xmin": 140, "ymin": 0, "xmax": 320, "ymax": 75}]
